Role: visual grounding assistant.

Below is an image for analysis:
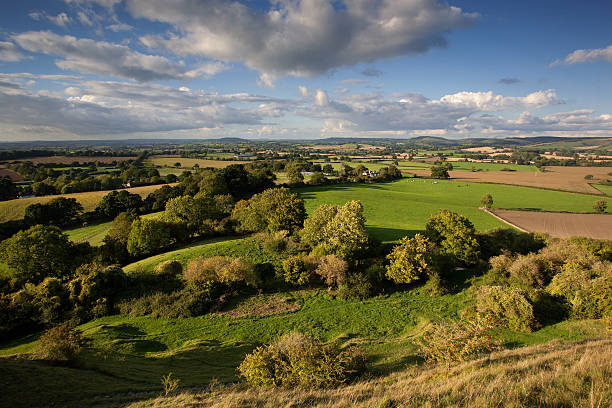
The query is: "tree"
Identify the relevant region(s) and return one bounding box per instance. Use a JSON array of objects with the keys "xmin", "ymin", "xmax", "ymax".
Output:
[
  {"xmin": 285, "ymin": 162, "xmax": 304, "ymax": 185},
  {"xmin": 430, "ymin": 165, "xmax": 450, "ymax": 179},
  {"xmin": 232, "ymin": 188, "xmax": 306, "ymax": 233},
  {"xmin": 321, "ymin": 200, "xmax": 369, "ymax": 258},
  {"xmin": 24, "ymin": 197, "xmax": 83, "ymax": 227},
  {"xmin": 126, "ymin": 218, "xmax": 176, "ymax": 257},
  {"xmin": 593, "ymin": 200, "xmax": 607, "ymax": 214},
  {"xmin": 481, "ymin": 193, "xmax": 493, "ymax": 209},
  {"xmin": 106, "ymin": 212, "xmax": 136, "ymax": 244},
  {"xmin": 0, "ymin": 176, "xmax": 18, "ymax": 201},
  {"xmin": 322, "ymin": 164, "xmax": 334, "ymax": 174},
  {"xmin": 386, "ymin": 234, "xmax": 438, "ymax": 284},
  {"xmin": 96, "ymin": 190, "xmax": 143, "ymax": 218},
  {"xmin": 425, "ymin": 210, "xmax": 480, "ymax": 265},
  {"xmin": 300, "ymin": 204, "xmax": 339, "ymax": 248},
  {"xmin": 309, "ymin": 172, "xmax": 328, "ymax": 185},
  {"xmin": 0, "ymin": 225, "xmax": 83, "ymax": 284}
]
